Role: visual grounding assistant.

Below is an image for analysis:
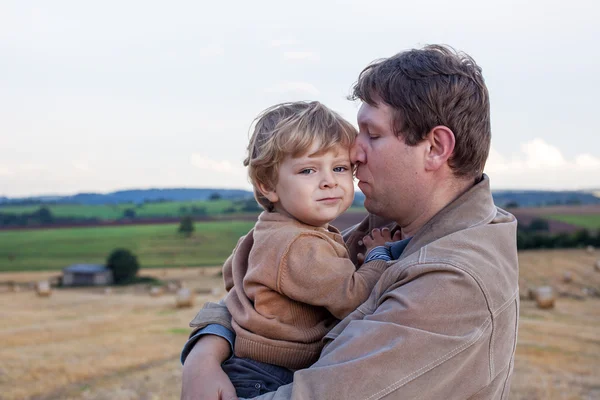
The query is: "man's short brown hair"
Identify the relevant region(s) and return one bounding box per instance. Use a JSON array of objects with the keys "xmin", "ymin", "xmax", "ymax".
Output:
[{"xmin": 351, "ymin": 44, "xmax": 491, "ymax": 179}]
